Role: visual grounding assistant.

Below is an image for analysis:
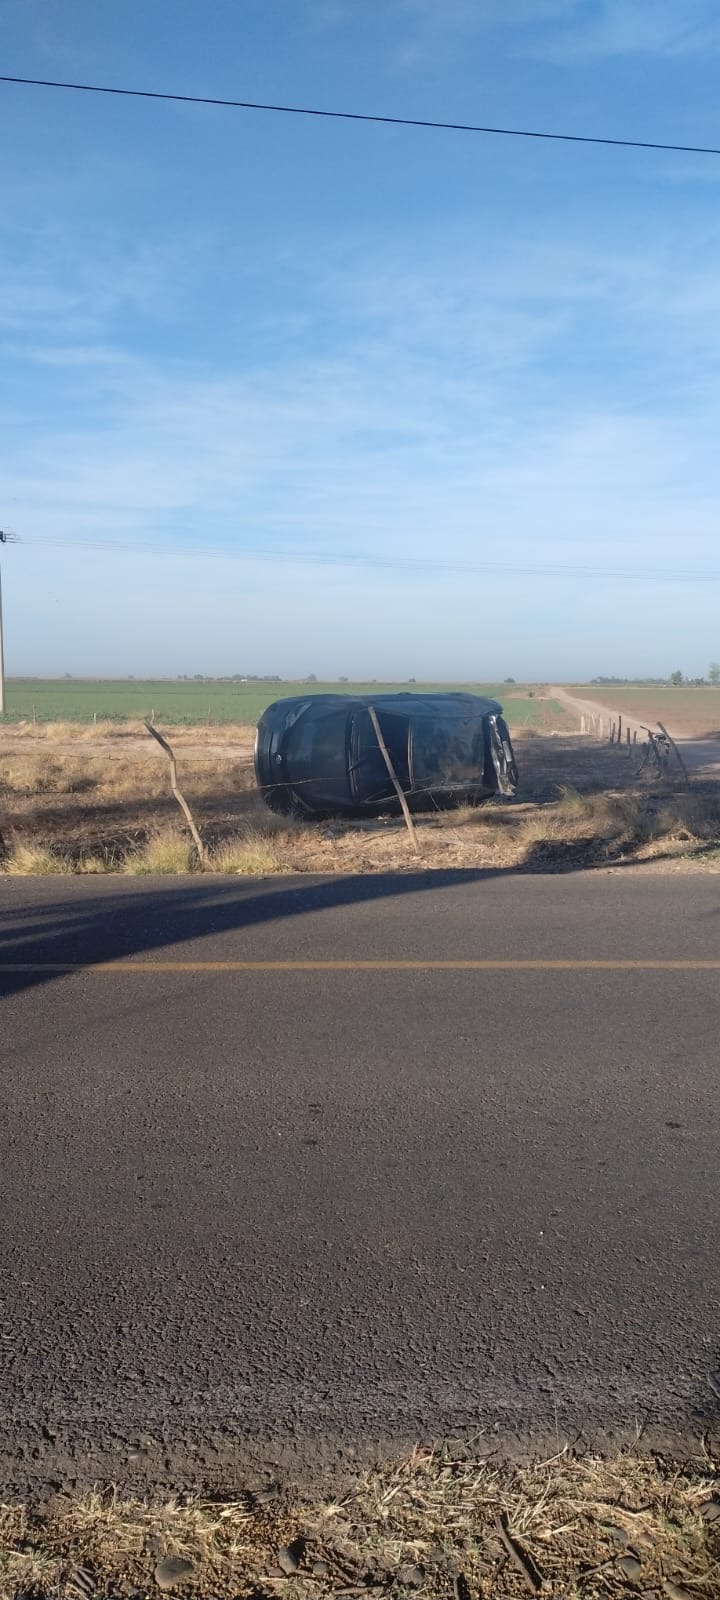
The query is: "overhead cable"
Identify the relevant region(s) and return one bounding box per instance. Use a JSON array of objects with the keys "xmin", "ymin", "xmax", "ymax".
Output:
[{"xmin": 2, "ymin": 73, "xmax": 719, "ymax": 157}]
